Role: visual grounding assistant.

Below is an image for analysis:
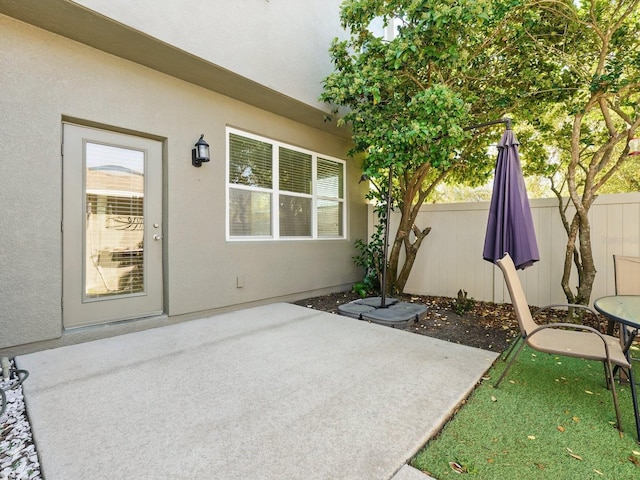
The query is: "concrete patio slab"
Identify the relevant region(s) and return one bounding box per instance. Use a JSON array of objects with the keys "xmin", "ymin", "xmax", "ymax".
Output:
[
  {"xmin": 391, "ymin": 465, "xmax": 435, "ymax": 479},
  {"xmin": 17, "ymin": 303, "xmax": 498, "ymax": 480}
]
